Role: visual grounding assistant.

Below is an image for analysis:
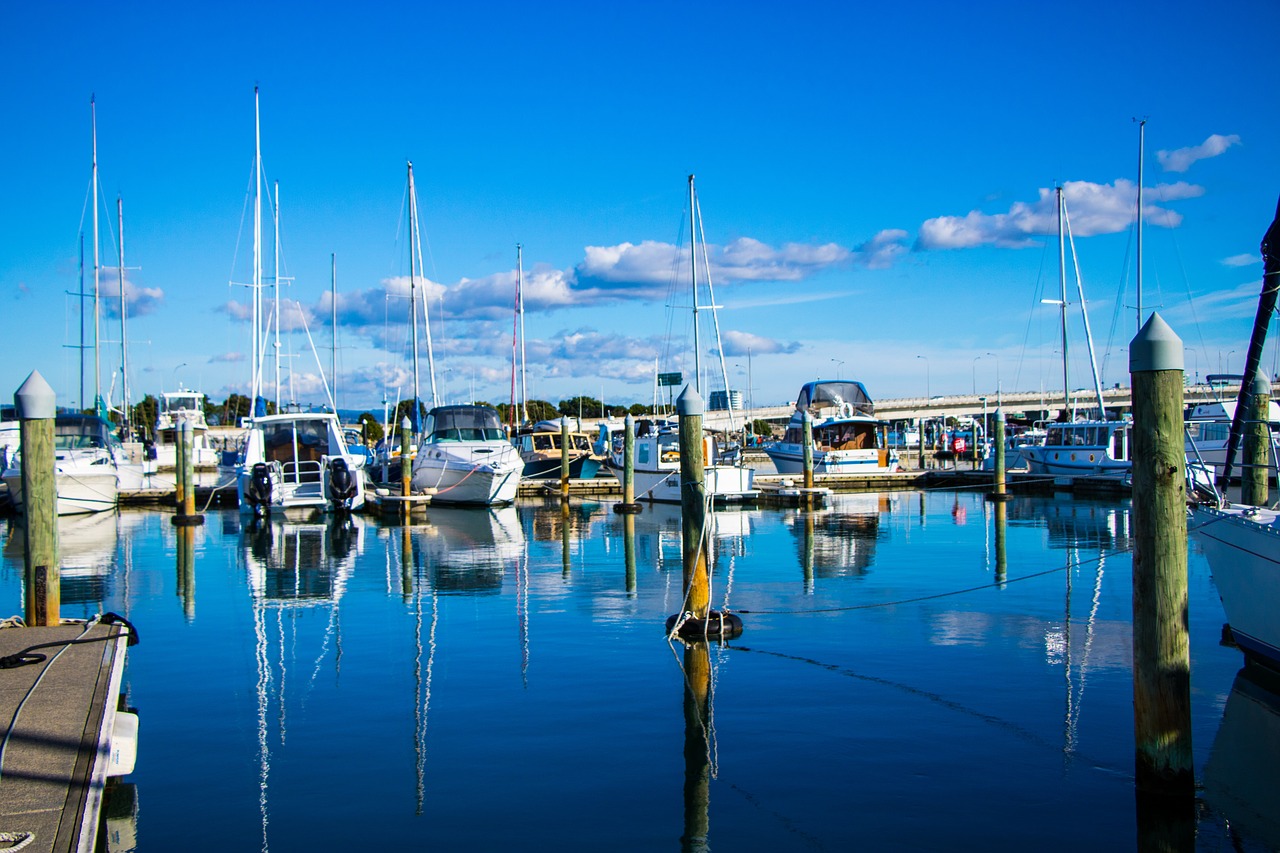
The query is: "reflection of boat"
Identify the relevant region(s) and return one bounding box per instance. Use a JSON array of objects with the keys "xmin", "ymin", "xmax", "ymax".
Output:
[
  {"xmin": 764, "ymin": 380, "xmax": 901, "ymax": 475},
  {"xmin": 3, "ymin": 414, "xmax": 123, "ymax": 514},
  {"xmin": 514, "ymin": 419, "xmax": 603, "ymax": 480},
  {"xmin": 1203, "ymin": 667, "xmax": 1280, "ymax": 848},
  {"xmin": 410, "ymin": 405, "xmax": 523, "ymax": 505},
  {"xmin": 236, "ymin": 411, "xmax": 367, "ymax": 516},
  {"xmin": 413, "ymin": 505, "xmax": 524, "ymax": 593},
  {"xmin": 152, "ymin": 388, "xmax": 220, "ymax": 468},
  {"xmin": 786, "ymin": 494, "xmax": 884, "ymax": 578}
]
